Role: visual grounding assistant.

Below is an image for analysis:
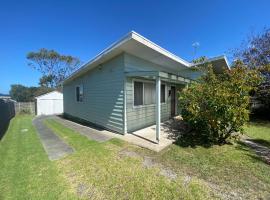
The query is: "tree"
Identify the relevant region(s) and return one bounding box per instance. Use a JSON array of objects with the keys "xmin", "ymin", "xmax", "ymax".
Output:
[
  {"xmin": 233, "ymin": 28, "xmax": 270, "ymax": 68},
  {"xmin": 179, "ymin": 62, "xmax": 261, "ymax": 144},
  {"xmin": 233, "ymin": 28, "xmax": 270, "ymax": 115},
  {"xmin": 10, "ymin": 84, "xmax": 31, "ymax": 102},
  {"xmin": 9, "ymin": 84, "xmax": 53, "ymax": 102},
  {"xmin": 39, "ymin": 75, "xmax": 55, "ymax": 88},
  {"xmin": 27, "ymin": 49, "xmax": 81, "ymax": 88}
]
